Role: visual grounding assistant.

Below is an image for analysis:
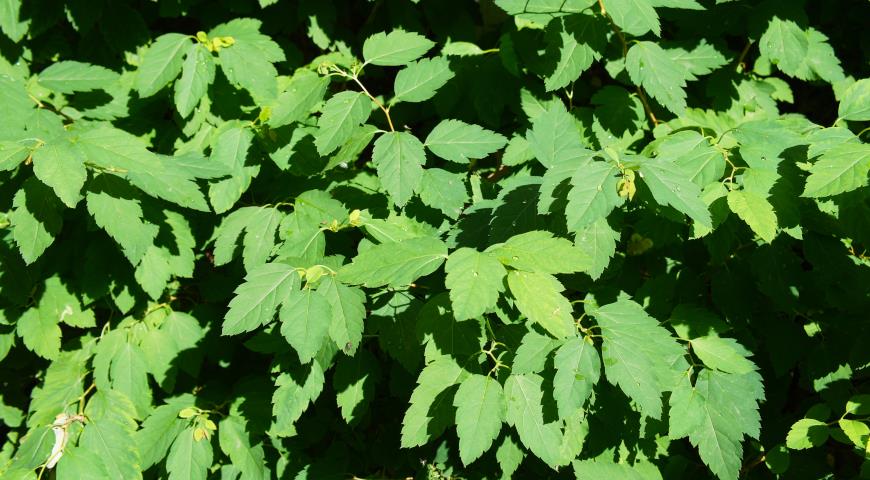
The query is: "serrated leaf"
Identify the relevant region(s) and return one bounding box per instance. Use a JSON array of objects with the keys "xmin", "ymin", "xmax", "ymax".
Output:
[
  {"xmin": 218, "ymin": 415, "xmax": 267, "ymax": 480},
  {"xmin": 363, "ymin": 30, "xmax": 434, "ymax": 66},
  {"xmin": 314, "ymin": 91, "xmax": 372, "ymax": 156},
  {"xmin": 574, "ymin": 217, "xmax": 618, "ymax": 280},
  {"xmin": 489, "ymin": 230, "xmax": 590, "ymax": 275},
  {"xmin": 371, "ymin": 131, "xmax": 426, "ymax": 206},
  {"xmin": 424, "ymin": 119, "xmax": 507, "ymax": 163},
  {"xmin": 32, "ymin": 139, "xmax": 87, "ymax": 208},
  {"xmin": 566, "ymin": 160, "xmax": 621, "ymax": 230},
  {"xmin": 838, "ymin": 78, "xmax": 870, "ymax": 121},
  {"xmin": 135, "ymin": 396, "xmax": 194, "ymax": 469},
  {"xmin": 453, "ymin": 374, "xmax": 505, "ymax": 465},
  {"xmin": 573, "ymin": 459, "xmax": 663, "ymax": 479},
  {"xmin": 280, "ymin": 288, "xmax": 332, "ymax": 364},
  {"xmin": 603, "ymin": 0, "xmax": 660, "ymax": 37},
  {"xmin": 590, "ymin": 294, "xmax": 684, "ymax": 419},
  {"xmin": 418, "ymin": 168, "xmax": 469, "ymax": 219},
  {"xmin": 759, "ymin": 17, "xmax": 808, "ymax": 77},
  {"xmin": 86, "ymin": 175, "xmax": 158, "ymax": 265},
  {"xmin": 786, "ymin": 418, "xmax": 829, "ymax": 450},
  {"xmin": 10, "ymin": 177, "xmax": 64, "ymax": 264},
  {"xmin": 507, "ymin": 270, "xmax": 574, "ymax": 339},
  {"xmin": 512, "ymin": 331, "xmax": 559, "ymax": 375},
  {"xmin": 211, "ymin": 19, "xmax": 283, "ymax": 102},
  {"xmin": 319, "ymin": 277, "xmax": 366, "ymax": 354},
  {"xmin": 338, "ymin": 237, "xmax": 447, "ymax": 288},
  {"xmin": 445, "ymin": 248, "xmax": 506, "ymax": 321},
  {"xmin": 726, "ymin": 190, "xmax": 777, "ymax": 243},
  {"xmin": 626, "ymin": 41, "xmax": 689, "ymax": 114},
  {"xmin": 272, "ymin": 360, "xmax": 325, "ymax": 436},
  {"xmin": 401, "ymin": 356, "xmax": 468, "ymax": 448},
  {"xmin": 223, "ymin": 262, "xmax": 301, "ymax": 335},
  {"xmin": 801, "ymin": 143, "xmax": 870, "ymax": 198},
  {"xmin": 640, "ymin": 157, "xmax": 712, "ymax": 228},
  {"xmin": 269, "ymin": 70, "xmax": 330, "ymax": 128},
  {"xmin": 80, "ymin": 390, "xmax": 142, "ymax": 480},
  {"xmin": 544, "ymin": 14, "xmax": 606, "ymax": 92},
  {"xmin": 392, "ymin": 56, "xmax": 454, "ymax": 104},
  {"xmin": 669, "ymin": 369, "xmax": 764, "ymax": 480},
  {"xmin": 174, "ymin": 43, "xmax": 215, "ymax": 118},
  {"xmin": 553, "ymin": 337, "xmax": 600, "ymax": 418},
  {"xmin": 690, "ymin": 336, "xmax": 756, "ymax": 374},
  {"xmin": 17, "ymin": 308, "xmax": 61, "ymax": 360},
  {"xmin": 527, "ymin": 102, "xmax": 587, "ymax": 168},
  {"xmin": 167, "ymin": 427, "xmax": 213, "ymax": 480},
  {"xmin": 333, "ymin": 349, "xmax": 380, "ymax": 423},
  {"xmin": 504, "ymin": 373, "xmax": 563, "ymax": 468},
  {"xmin": 135, "ymin": 33, "xmax": 190, "ymax": 97},
  {"xmin": 38, "ymin": 61, "xmax": 119, "ymax": 94},
  {"xmin": 0, "ymin": 141, "xmax": 30, "ymax": 171}
]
